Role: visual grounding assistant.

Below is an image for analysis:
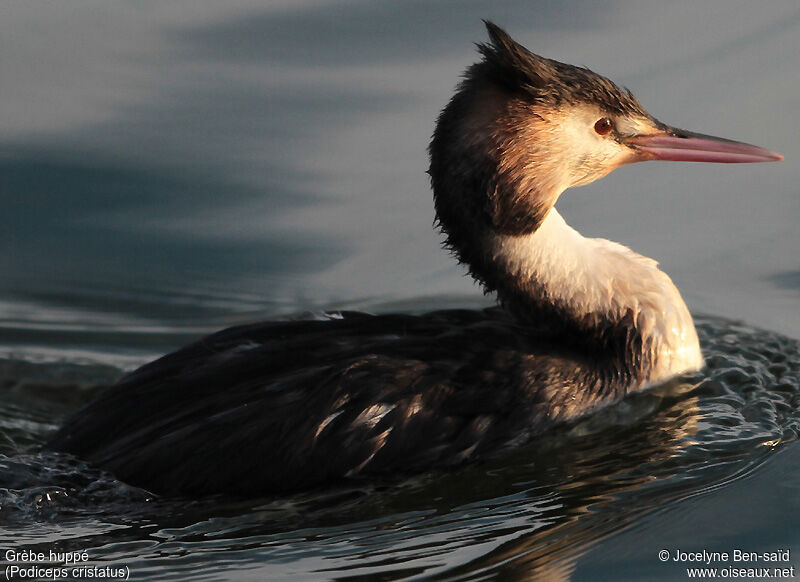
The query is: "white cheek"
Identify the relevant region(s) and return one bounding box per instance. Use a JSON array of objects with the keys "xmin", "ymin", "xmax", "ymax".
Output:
[
  {"xmin": 559, "ymin": 114, "xmax": 600, "ymax": 148},
  {"xmin": 596, "ymin": 135, "xmax": 622, "ymax": 158},
  {"xmin": 560, "ymin": 113, "xmax": 618, "ymax": 159}
]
